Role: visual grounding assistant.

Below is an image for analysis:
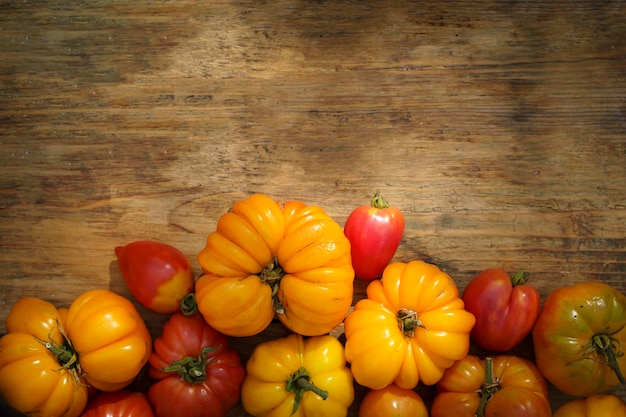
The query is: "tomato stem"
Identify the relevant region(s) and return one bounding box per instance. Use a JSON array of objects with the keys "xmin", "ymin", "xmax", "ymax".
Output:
[
  {"xmin": 582, "ymin": 331, "xmax": 625, "ymax": 385},
  {"xmin": 510, "ymin": 270, "xmax": 531, "ymax": 286},
  {"xmin": 162, "ymin": 346, "xmax": 219, "ymax": 384},
  {"xmin": 35, "ymin": 321, "xmax": 87, "ymax": 388},
  {"xmin": 285, "ymin": 366, "xmax": 328, "ymax": 415},
  {"xmin": 396, "ymin": 308, "xmax": 427, "ymax": 337},
  {"xmin": 260, "ymin": 256, "xmax": 286, "ymax": 314},
  {"xmin": 370, "ymin": 192, "xmax": 390, "ymax": 209},
  {"xmin": 475, "ymin": 357, "xmax": 500, "ymax": 417},
  {"xmin": 180, "ymin": 293, "xmax": 198, "ymax": 316}
]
